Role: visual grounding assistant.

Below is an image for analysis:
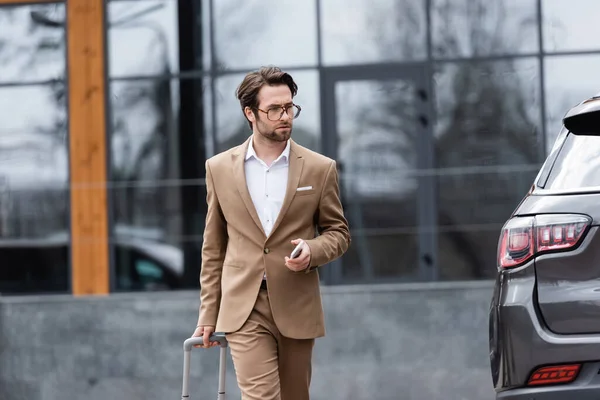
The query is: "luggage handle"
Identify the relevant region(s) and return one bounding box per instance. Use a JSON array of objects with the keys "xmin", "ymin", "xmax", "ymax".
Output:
[{"xmin": 182, "ymin": 333, "xmax": 228, "ymax": 400}]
